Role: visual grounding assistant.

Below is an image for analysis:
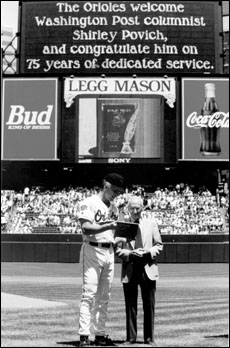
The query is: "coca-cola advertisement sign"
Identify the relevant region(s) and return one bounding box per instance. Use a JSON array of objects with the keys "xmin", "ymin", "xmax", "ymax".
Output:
[
  {"xmin": 182, "ymin": 78, "xmax": 229, "ymax": 160},
  {"xmin": 1, "ymin": 78, "xmax": 58, "ymax": 160}
]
